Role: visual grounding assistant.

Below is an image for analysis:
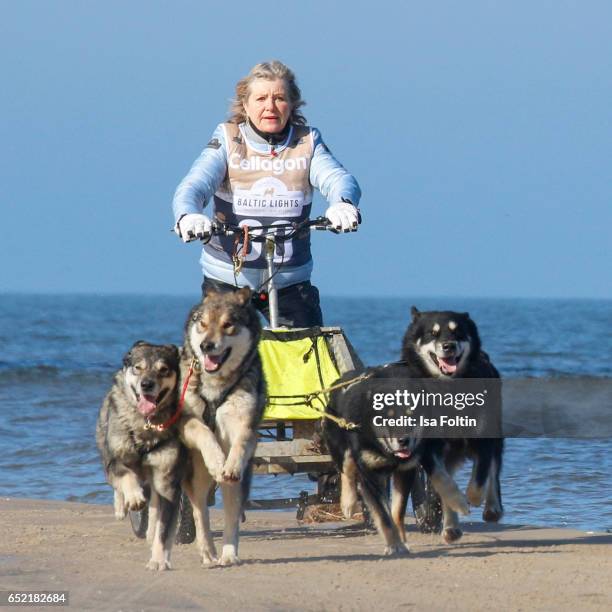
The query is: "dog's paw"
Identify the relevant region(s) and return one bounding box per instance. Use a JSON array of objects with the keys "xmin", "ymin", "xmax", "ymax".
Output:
[
  {"xmin": 146, "ymin": 559, "xmax": 172, "ymax": 571},
  {"xmin": 201, "ymin": 550, "xmax": 218, "ymax": 567},
  {"xmin": 114, "ymin": 502, "xmax": 127, "ymax": 520},
  {"xmin": 113, "ymin": 491, "xmax": 127, "ymax": 519},
  {"xmin": 125, "ymin": 488, "xmax": 147, "ymax": 512},
  {"xmin": 222, "ymin": 471, "xmax": 241, "ymax": 483},
  {"xmin": 207, "ymin": 462, "xmax": 225, "ymax": 484},
  {"xmin": 442, "ymin": 527, "xmax": 463, "ymax": 544},
  {"xmin": 341, "ymin": 499, "xmax": 359, "ymax": 520},
  {"xmin": 466, "ymin": 481, "xmax": 484, "ymax": 507},
  {"xmin": 218, "ymin": 545, "xmax": 241, "ymax": 566},
  {"xmin": 201, "ymin": 446, "xmax": 227, "ymax": 483},
  {"xmin": 383, "ymin": 542, "xmax": 409, "ymax": 557},
  {"xmin": 483, "ymin": 505, "xmax": 503, "ymax": 523},
  {"xmin": 447, "ymin": 491, "xmax": 470, "ymax": 516},
  {"xmin": 221, "ymin": 461, "xmax": 242, "ymax": 483}
]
